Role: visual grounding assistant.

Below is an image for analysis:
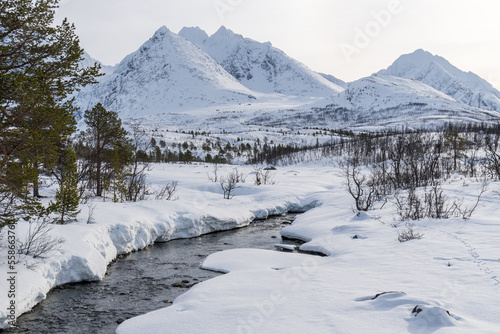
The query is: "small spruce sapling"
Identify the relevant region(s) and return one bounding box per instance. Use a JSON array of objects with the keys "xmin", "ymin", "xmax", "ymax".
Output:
[{"xmin": 50, "ymin": 145, "xmax": 80, "ymax": 224}]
